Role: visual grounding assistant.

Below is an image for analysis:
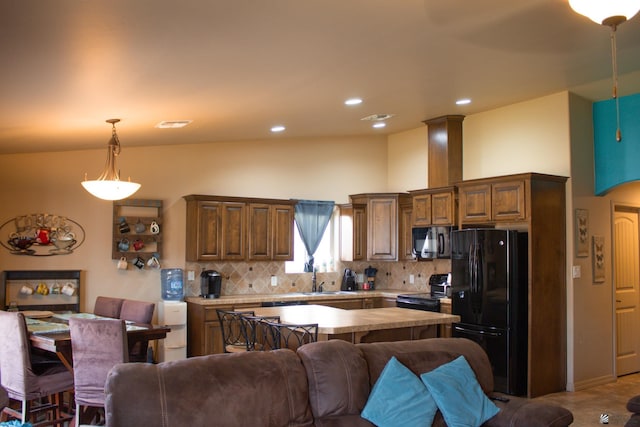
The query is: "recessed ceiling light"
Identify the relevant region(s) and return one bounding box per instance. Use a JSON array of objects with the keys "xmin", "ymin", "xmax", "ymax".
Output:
[
  {"xmin": 456, "ymin": 99, "xmax": 472, "ymax": 105},
  {"xmin": 155, "ymin": 120, "xmax": 192, "ymax": 129},
  {"xmin": 271, "ymin": 125, "xmax": 286, "ymax": 133},
  {"xmin": 360, "ymin": 113, "xmax": 394, "ymax": 121},
  {"xmin": 345, "ymin": 98, "xmax": 363, "ymax": 106},
  {"xmin": 372, "ymin": 122, "xmax": 386, "ymax": 129}
]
